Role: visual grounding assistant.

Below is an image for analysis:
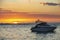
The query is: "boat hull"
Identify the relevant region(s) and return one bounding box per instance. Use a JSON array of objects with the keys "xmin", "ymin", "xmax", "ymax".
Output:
[{"xmin": 31, "ymin": 27, "xmax": 56, "ymax": 32}]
